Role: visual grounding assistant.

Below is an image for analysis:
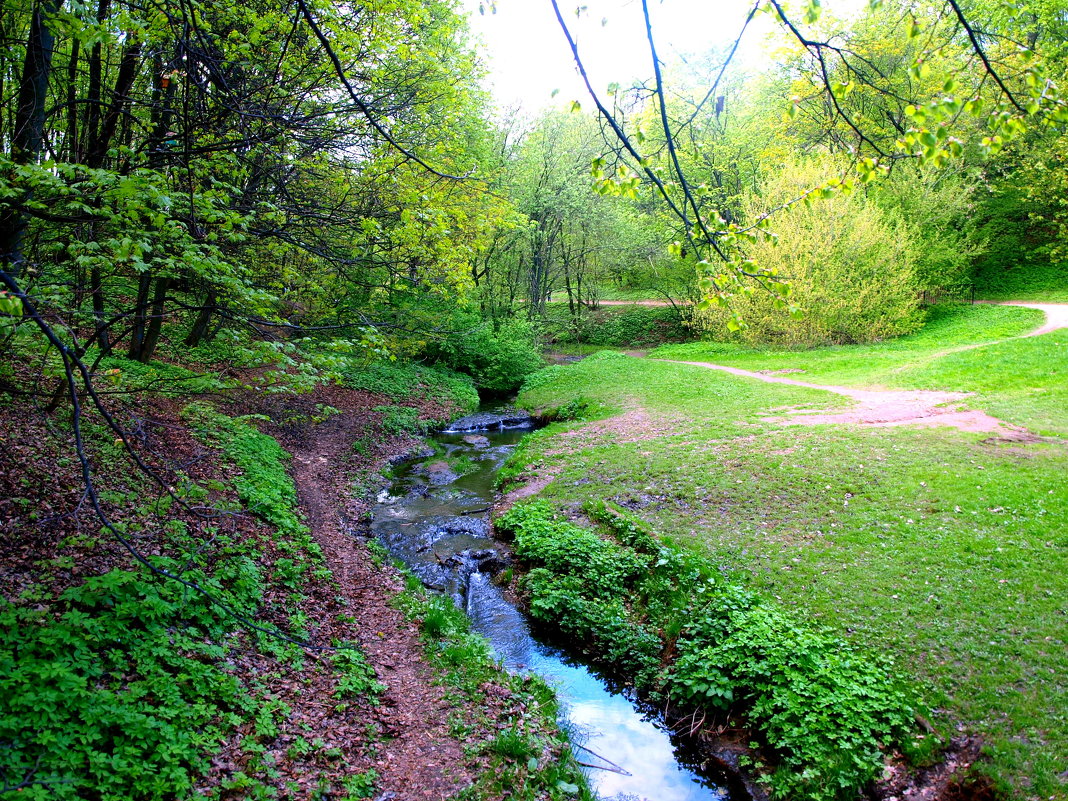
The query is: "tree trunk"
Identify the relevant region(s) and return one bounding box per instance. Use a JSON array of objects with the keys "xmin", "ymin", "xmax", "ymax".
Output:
[
  {"xmin": 91, "ymin": 264, "xmax": 111, "ymax": 355},
  {"xmin": 64, "ymin": 37, "xmax": 80, "ymax": 161},
  {"xmin": 138, "ymin": 277, "xmax": 170, "ymax": 362},
  {"xmin": 0, "ymin": 0, "xmax": 61, "ymax": 278},
  {"xmin": 128, "ymin": 273, "xmax": 152, "ymax": 359},
  {"xmin": 184, "ymin": 288, "xmax": 217, "ymax": 347},
  {"xmin": 84, "ymin": 39, "xmax": 142, "ymax": 169}
]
